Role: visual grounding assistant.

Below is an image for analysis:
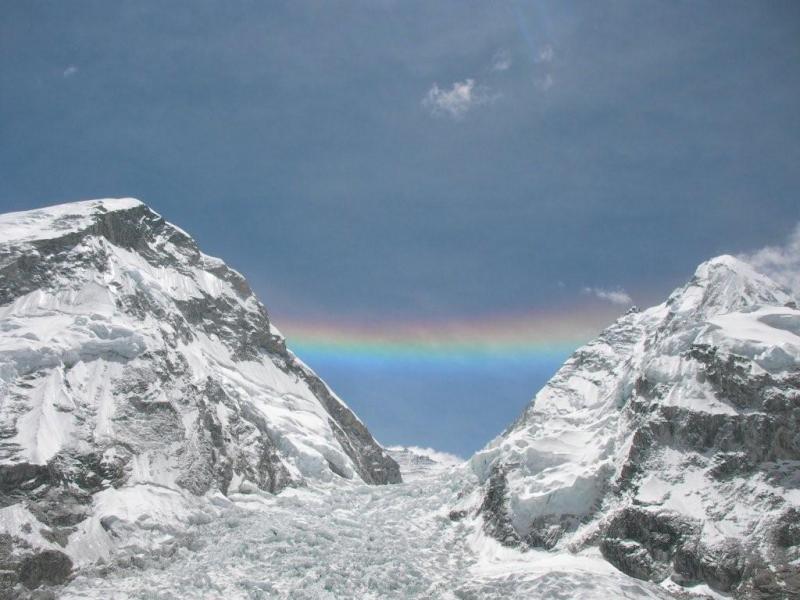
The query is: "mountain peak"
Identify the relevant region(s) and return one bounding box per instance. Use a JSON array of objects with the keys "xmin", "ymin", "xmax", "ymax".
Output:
[
  {"xmin": 694, "ymin": 253, "xmax": 764, "ymax": 282},
  {"xmin": 0, "ymin": 198, "xmax": 148, "ymax": 245},
  {"xmin": 664, "ymin": 253, "xmax": 793, "ymax": 320}
]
